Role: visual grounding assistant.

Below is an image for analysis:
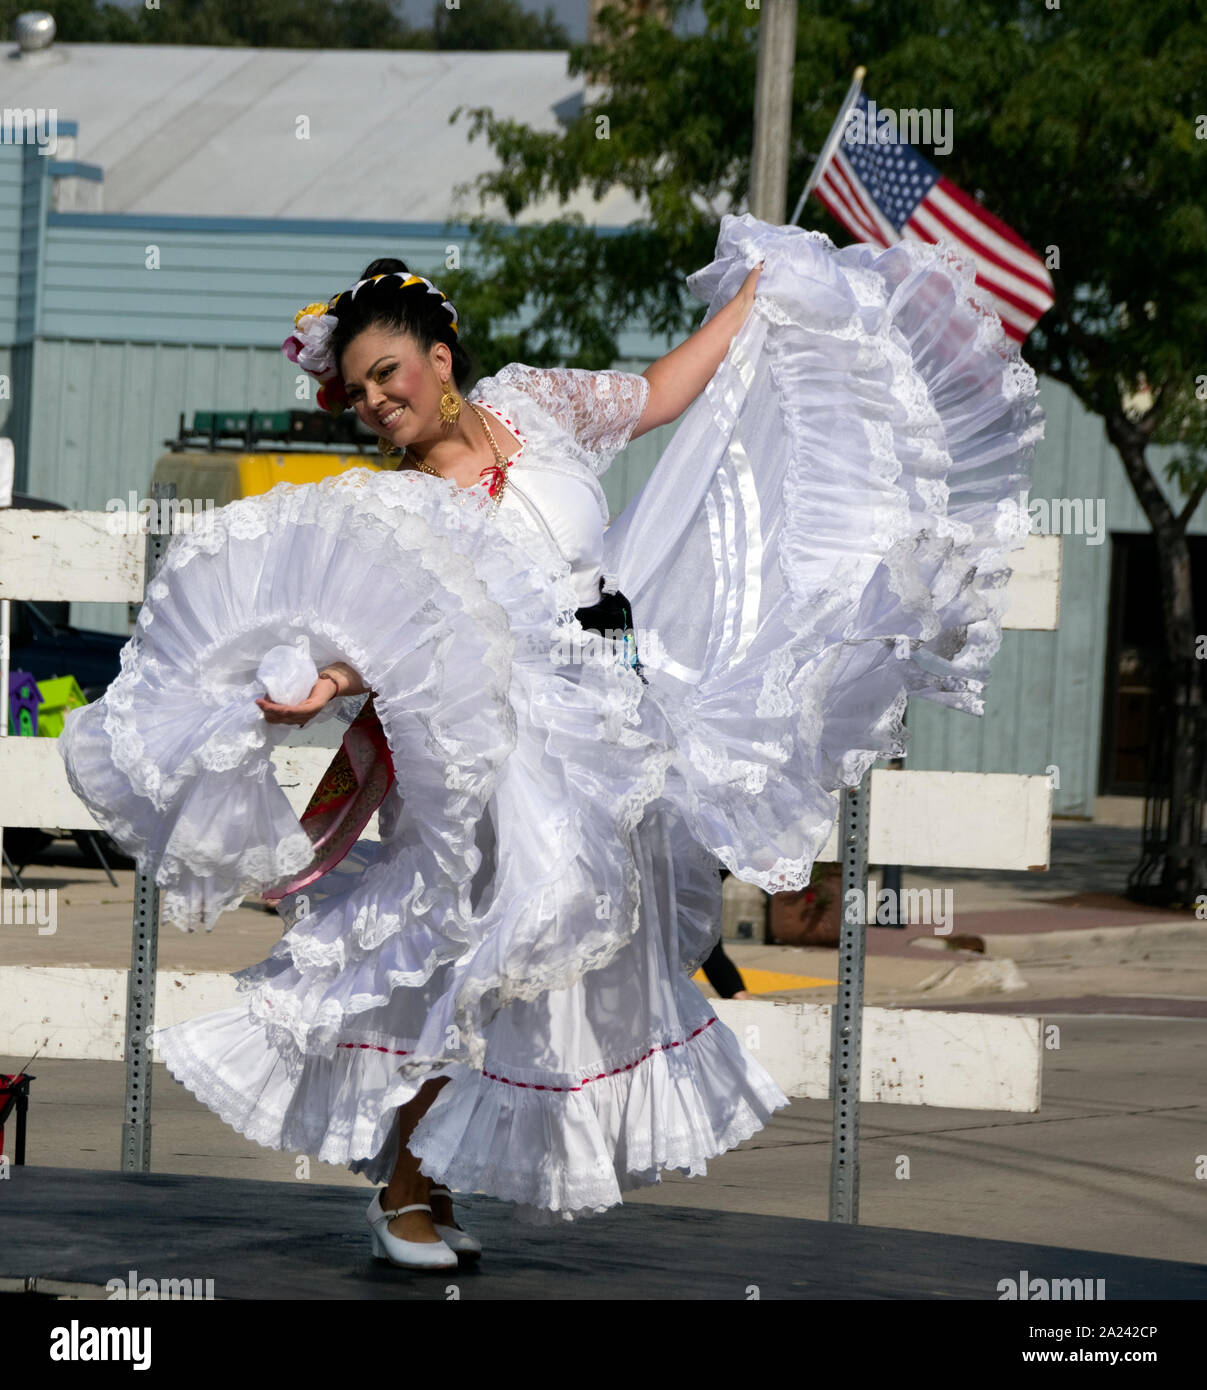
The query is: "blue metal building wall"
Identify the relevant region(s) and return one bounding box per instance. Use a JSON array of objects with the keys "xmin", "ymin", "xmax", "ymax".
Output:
[
  {"xmin": 0, "ymin": 147, "xmax": 21, "ymax": 339},
  {"xmin": 0, "ymin": 145, "xmax": 17, "ymax": 467},
  {"xmin": 0, "ymin": 142, "xmax": 52, "ymax": 487}
]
